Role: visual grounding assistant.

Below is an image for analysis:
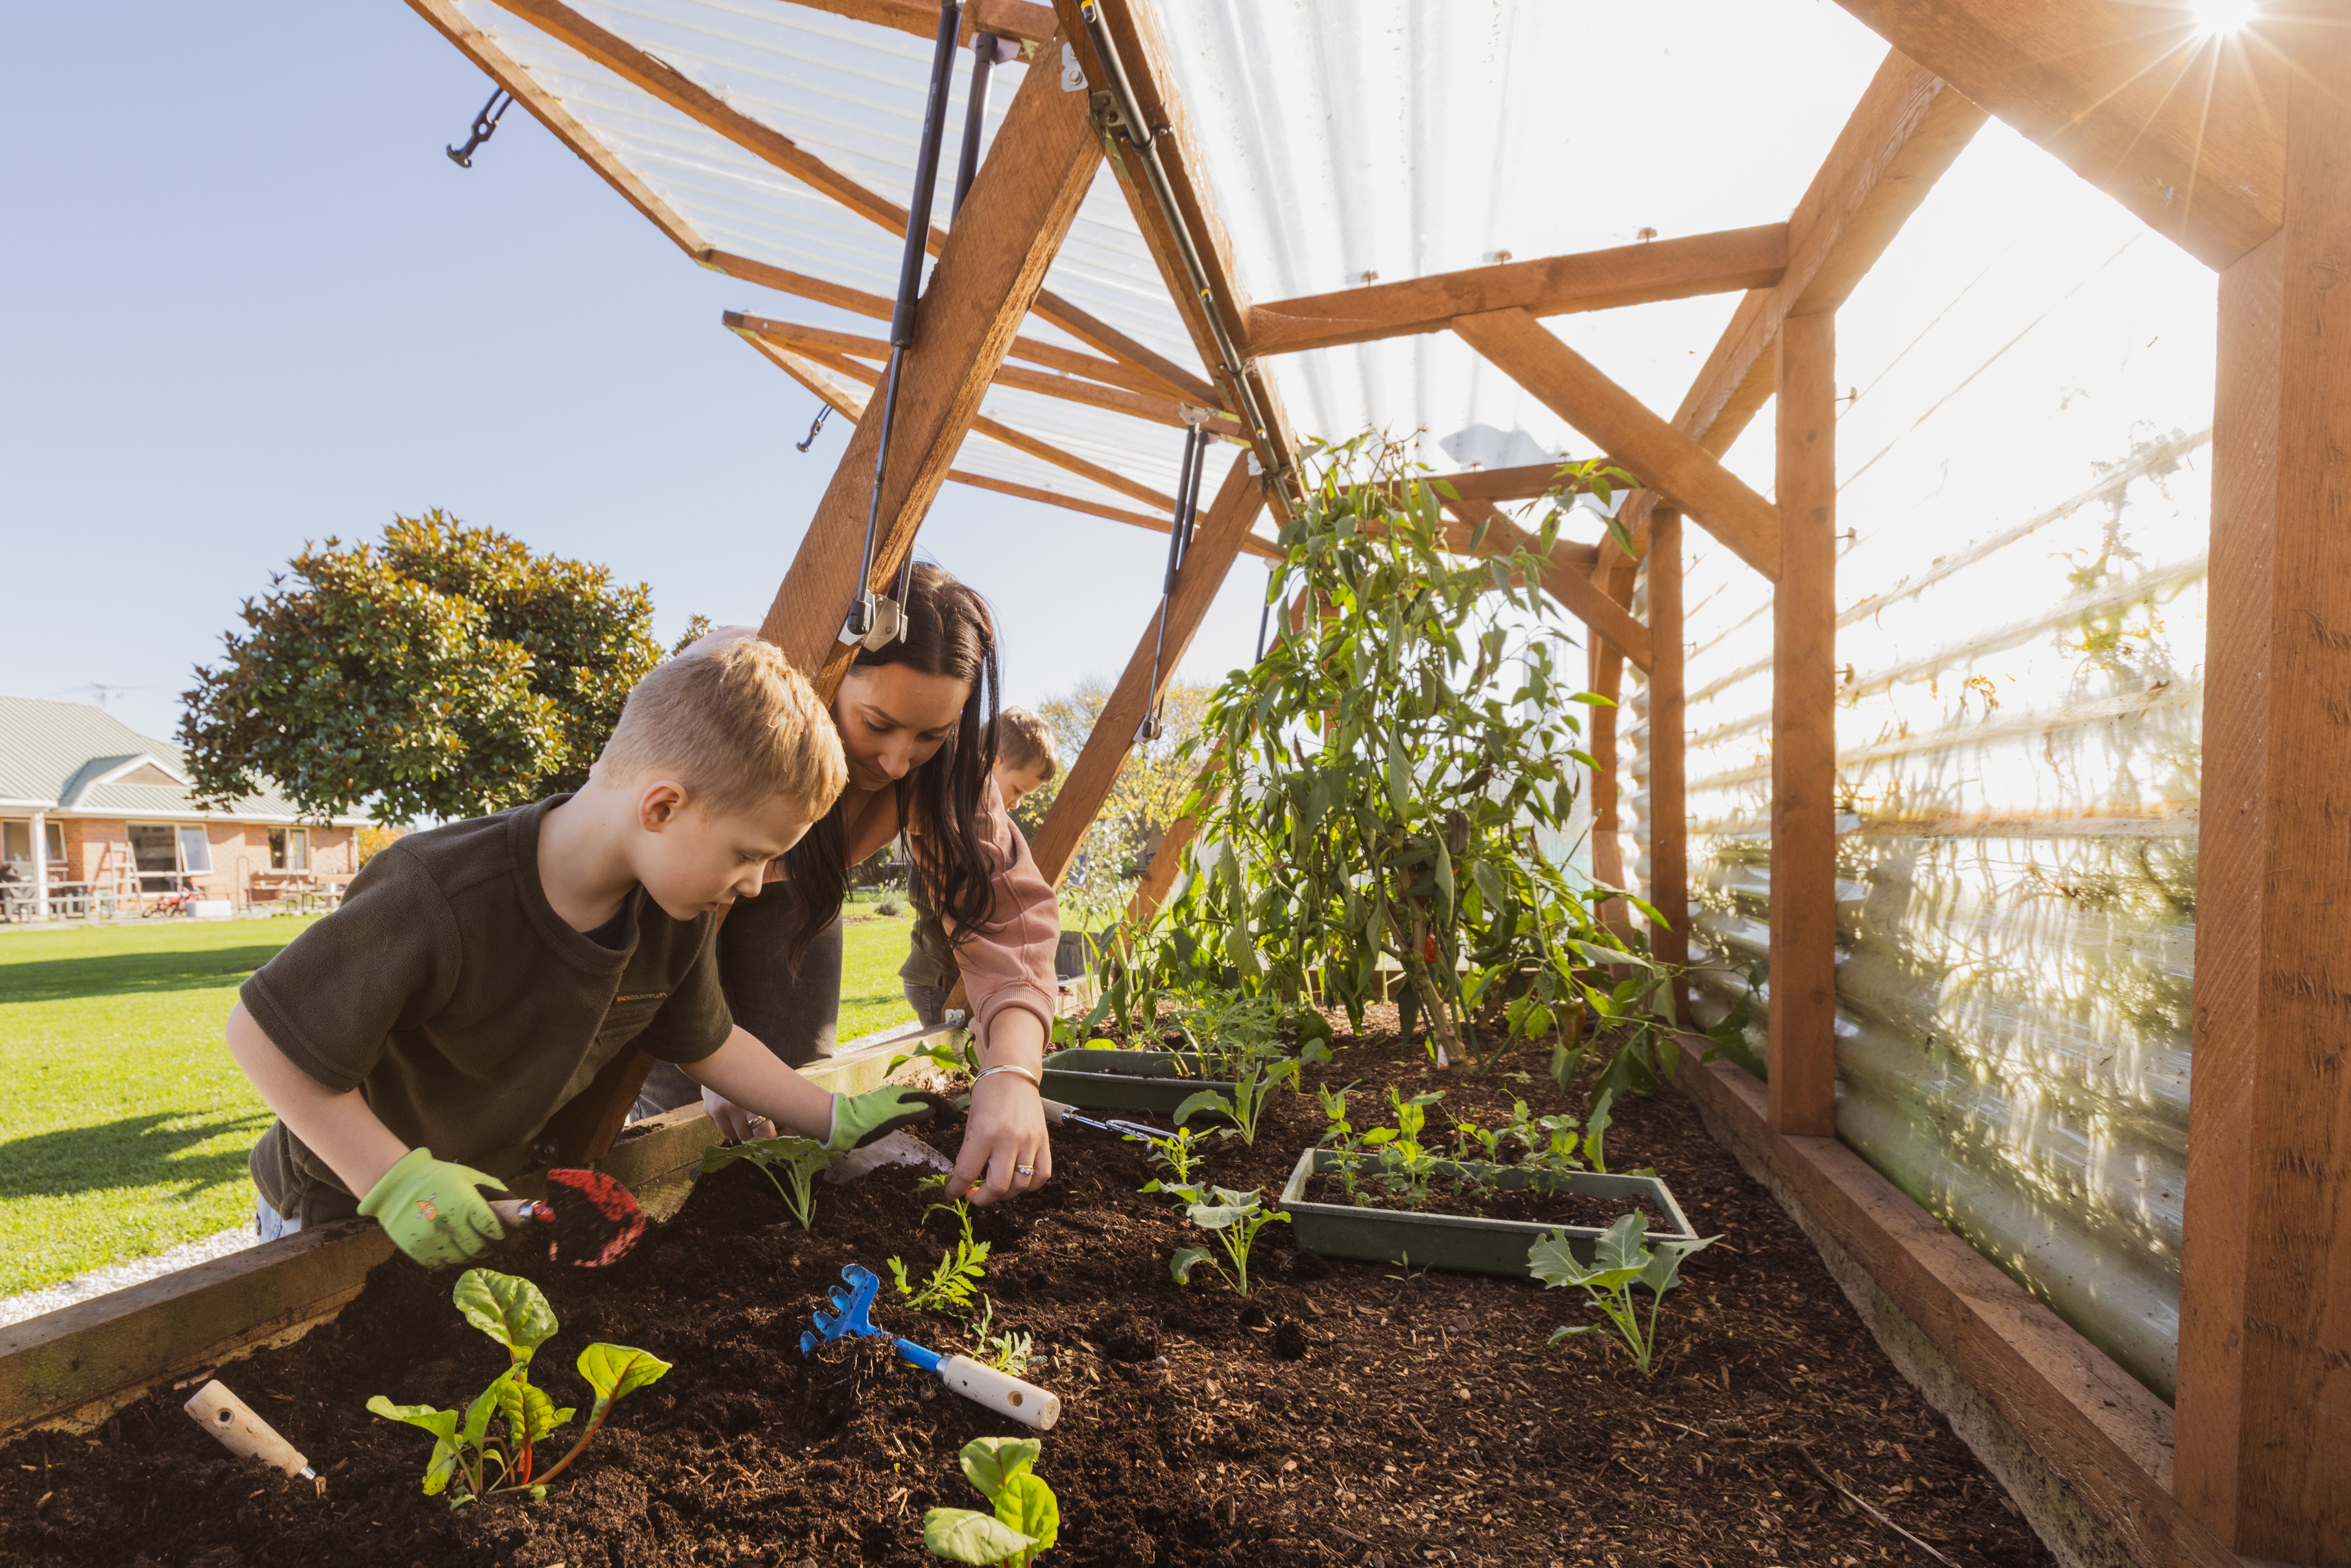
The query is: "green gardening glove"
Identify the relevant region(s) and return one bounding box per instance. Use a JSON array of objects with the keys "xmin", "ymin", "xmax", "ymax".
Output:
[
  {"xmin": 358, "ymin": 1147, "xmax": 509, "ymax": 1269},
  {"xmin": 825, "ymin": 1086, "xmax": 951, "ymax": 1153}
]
